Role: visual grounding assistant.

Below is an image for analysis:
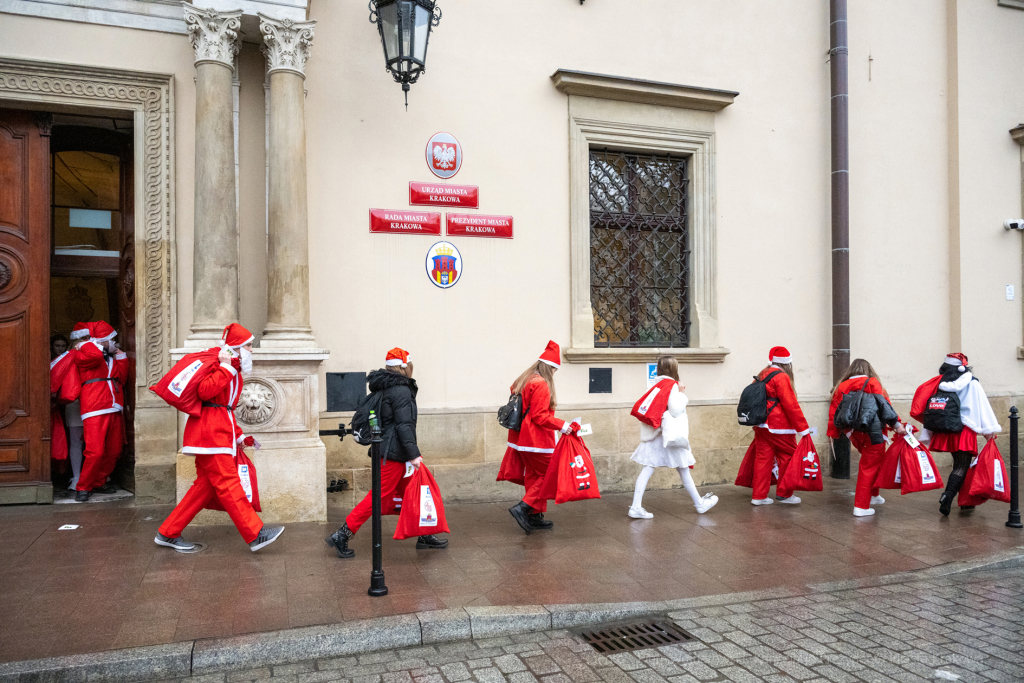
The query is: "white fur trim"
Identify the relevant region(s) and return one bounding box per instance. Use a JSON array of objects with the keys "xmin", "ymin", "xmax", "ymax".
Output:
[
  {"xmin": 114, "ymin": 352, "xmax": 127, "ymax": 360},
  {"xmin": 938, "ymin": 373, "xmax": 1002, "ymax": 435},
  {"xmin": 756, "ymin": 425, "xmax": 797, "ymax": 434},
  {"xmin": 94, "ymin": 331, "xmax": 116, "ymax": 343},
  {"xmin": 81, "ymin": 405, "xmax": 122, "ymax": 420},
  {"xmin": 224, "ymin": 334, "xmax": 254, "ymax": 349},
  {"xmin": 943, "ymin": 356, "xmax": 963, "ymax": 366},
  {"xmin": 539, "ymin": 357, "xmax": 560, "ymax": 368},
  {"xmin": 506, "ymin": 442, "xmax": 555, "ymax": 454},
  {"xmin": 69, "ymin": 329, "xmax": 89, "ymax": 340},
  {"xmin": 50, "ymin": 351, "xmax": 69, "ymax": 370},
  {"xmin": 385, "ymin": 358, "xmax": 407, "ymax": 366},
  {"xmin": 182, "ymin": 446, "xmax": 236, "ymax": 456},
  {"xmin": 797, "ymin": 428, "xmax": 811, "ymax": 437},
  {"xmin": 771, "ymin": 355, "xmax": 792, "ymax": 364},
  {"xmin": 220, "ymin": 362, "xmax": 238, "ymax": 375}
]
